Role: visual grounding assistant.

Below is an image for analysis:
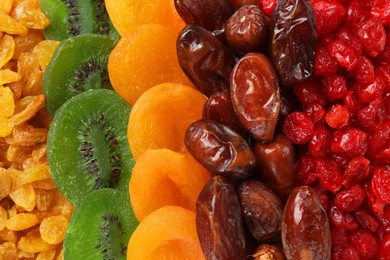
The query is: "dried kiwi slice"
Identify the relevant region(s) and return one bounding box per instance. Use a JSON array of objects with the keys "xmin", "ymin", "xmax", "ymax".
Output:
[
  {"xmin": 64, "ymin": 188, "xmax": 138, "ymax": 259},
  {"xmin": 43, "ymin": 34, "xmax": 115, "ymax": 116},
  {"xmin": 40, "ymin": 0, "xmax": 120, "ymax": 41},
  {"xmin": 47, "ymin": 89, "xmax": 134, "ymax": 206}
]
